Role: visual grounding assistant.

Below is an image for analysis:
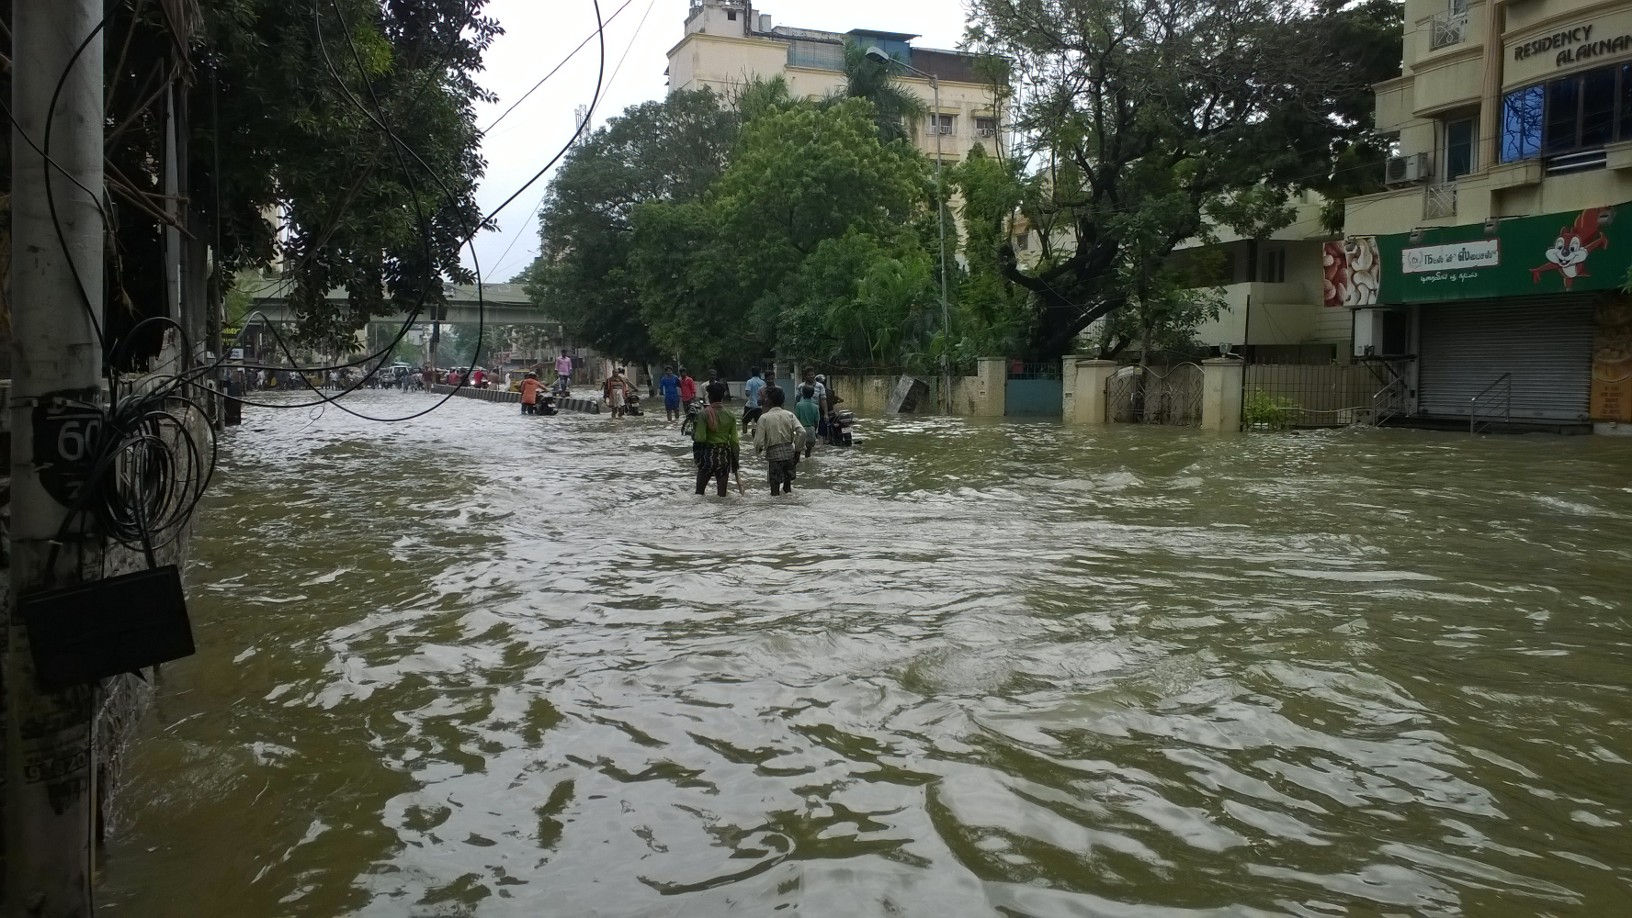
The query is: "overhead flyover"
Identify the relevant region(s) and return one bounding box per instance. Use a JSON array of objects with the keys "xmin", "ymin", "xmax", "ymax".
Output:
[{"xmin": 240, "ymin": 278, "xmax": 561, "ymax": 327}]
